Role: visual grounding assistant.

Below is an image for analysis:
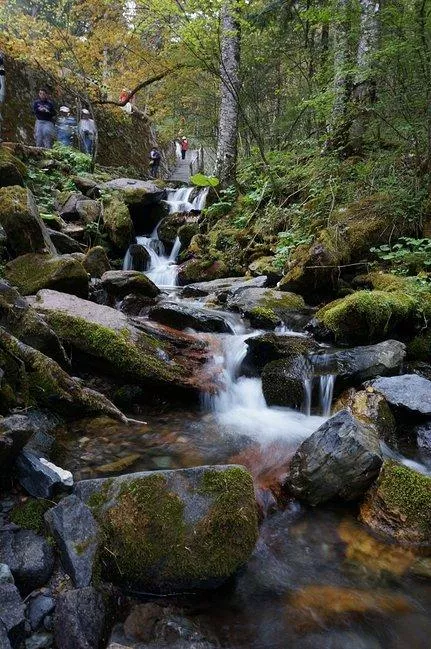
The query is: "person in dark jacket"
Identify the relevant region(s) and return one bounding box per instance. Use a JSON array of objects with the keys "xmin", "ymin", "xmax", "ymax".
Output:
[
  {"xmin": 33, "ymin": 88, "xmax": 56, "ymax": 148},
  {"xmin": 149, "ymin": 146, "xmax": 161, "ymax": 178}
]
